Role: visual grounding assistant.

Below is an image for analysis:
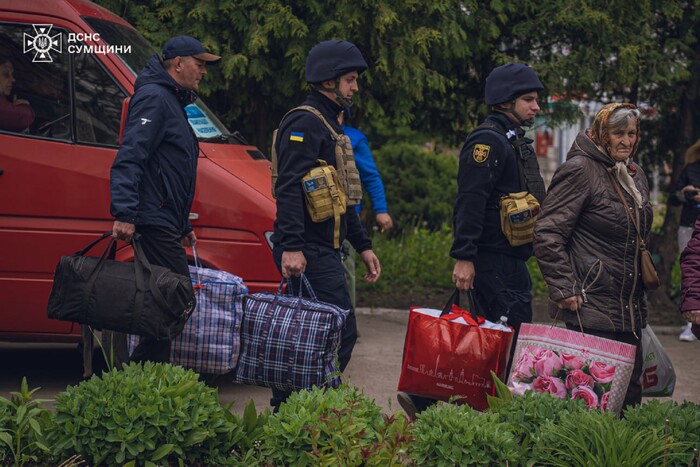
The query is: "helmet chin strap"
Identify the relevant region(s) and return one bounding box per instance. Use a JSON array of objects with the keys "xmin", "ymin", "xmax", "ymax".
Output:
[
  {"xmin": 317, "ymin": 80, "xmax": 353, "ymax": 107},
  {"xmin": 496, "ymin": 102, "xmax": 534, "ymax": 127}
]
